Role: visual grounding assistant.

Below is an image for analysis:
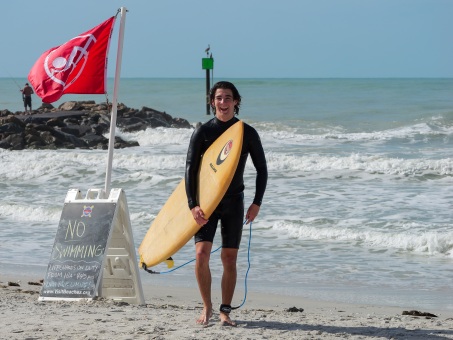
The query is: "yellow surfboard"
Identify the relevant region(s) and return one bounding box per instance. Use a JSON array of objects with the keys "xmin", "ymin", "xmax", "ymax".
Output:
[{"xmin": 139, "ymin": 120, "xmax": 244, "ymax": 268}]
